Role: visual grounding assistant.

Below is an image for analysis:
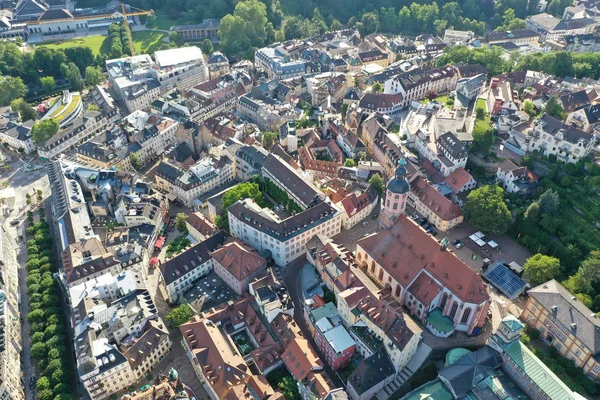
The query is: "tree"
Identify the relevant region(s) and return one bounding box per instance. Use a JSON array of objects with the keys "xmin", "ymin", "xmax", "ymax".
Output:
[
  {"xmin": 145, "ymin": 14, "xmax": 157, "ymax": 29},
  {"xmin": 371, "ymin": 82, "xmax": 382, "ymax": 92},
  {"xmin": 222, "ymin": 182, "xmax": 265, "ymax": 210},
  {"xmin": 169, "ymin": 31, "xmax": 185, "ymax": 47},
  {"xmin": 165, "ymin": 304, "xmax": 194, "ymax": 327},
  {"xmin": 463, "ymin": 185, "xmax": 512, "ymax": 234},
  {"xmin": 175, "ymin": 213, "xmax": 188, "ymax": 233},
  {"xmin": 523, "ymin": 100, "xmax": 536, "ymax": 118},
  {"xmin": 31, "ymin": 119, "xmax": 59, "ymax": 144},
  {"xmin": 0, "ymin": 76, "xmax": 27, "ymax": 106},
  {"xmin": 10, "ymin": 98, "xmax": 37, "ymax": 122},
  {"xmin": 87, "ymin": 104, "xmax": 99, "ymax": 112},
  {"xmin": 201, "ymin": 39, "xmax": 214, "ymax": 55},
  {"xmin": 344, "ymin": 158, "xmax": 355, "ymax": 167},
  {"xmin": 40, "ymin": 76, "xmax": 55, "ymax": 93},
  {"xmin": 475, "ymin": 107, "xmax": 485, "ymax": 120},
  {"xmin": 31, "ymin": 342, "xmax": 47, "ymax": 359},
  {"xmin": 262, "ymin": 131, "xmax": 278, "ymax": 149},
  {"xmin": 538, "ymin": 189, "xmax": 560, "ymax": 215},
  {"xmin": 369, "ymin": 173, "xmax": 385, "ymax": 195},
  {"xmin": 359, "ymin": 12, "xmax": 379, "ymax": 35},
  {"xmin": 85, "ymin": 66, "xmax": 103, "ymax": 86},
  {"xmin": 547, "ymin": 0, "xmax": 573, "ymax": 17},
  {"xmin": 545, "ymin": 97, "xmax": 566, "ymax": 120},
  {"xmin": 37, "ymin": 389, "xmax": 54, "ymax": 400},
  {"xmin": 129, "ymin": 153, "xmax": 142, "ymax": 171},
  {"xmin": 60, "ymin": 62, "xmax": 84, "ymax": 91},
  {"xmin": 524, "ymin": 254, "xmax": 561, "ymax": 285},
  {"xmin": 218, "ymin": 0, "xmax": 267, "ymax": 57},
  {"xmin": 472, "ymin": 127, "xmax": 495, "ymax": 154},
  {"xmin": 330, "ymin": 19, "xmax": 342, "ymax": 31}
]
